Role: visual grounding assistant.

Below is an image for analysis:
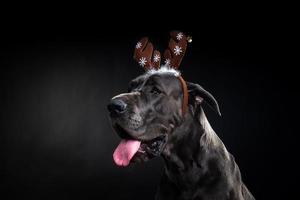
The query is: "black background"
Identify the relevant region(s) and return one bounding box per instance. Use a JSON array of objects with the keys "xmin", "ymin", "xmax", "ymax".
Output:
[{"xmin": 0, "ymin": 5, "xmax": 297, "ymax": 200}]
